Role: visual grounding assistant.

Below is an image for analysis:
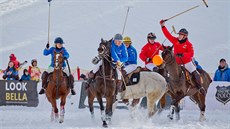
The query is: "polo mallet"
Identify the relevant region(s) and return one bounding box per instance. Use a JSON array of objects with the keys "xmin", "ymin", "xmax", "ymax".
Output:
[
  {"xmin": 47, "ymin": 0, "xmax": 52, "ymax": 44},
  {"xmin": 164, "ymin": 0, "xmax": 208, "ymax": 22},
  {"xmin": 122, "ymin": 6, "xmax": 133, "ymax": 35}
]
